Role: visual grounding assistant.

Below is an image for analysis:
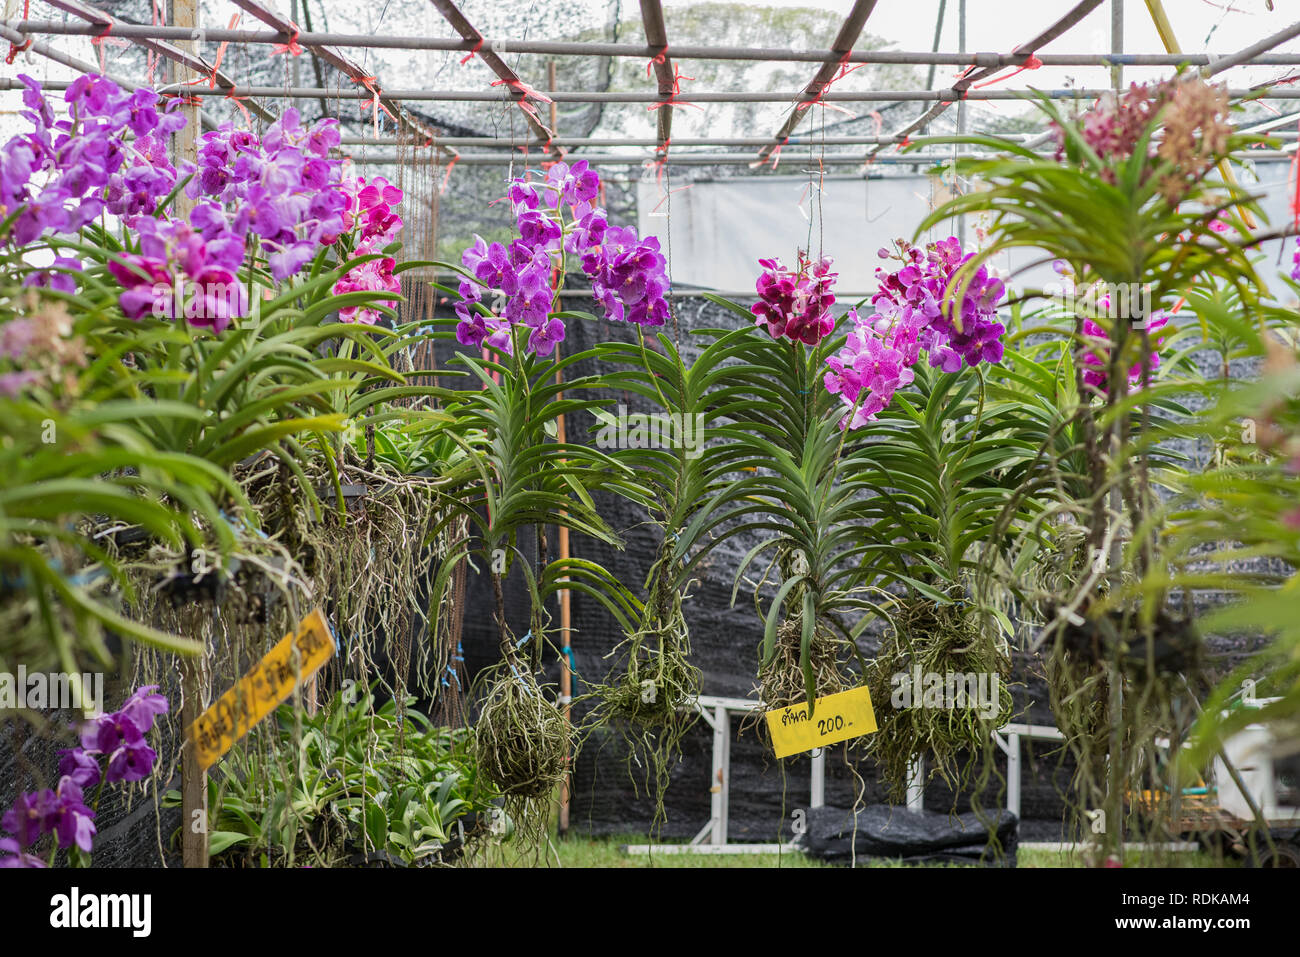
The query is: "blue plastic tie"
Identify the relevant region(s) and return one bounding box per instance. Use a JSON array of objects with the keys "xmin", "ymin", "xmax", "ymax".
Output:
[
  {"xmin": 218, "ymin": 508, "xmax": 267, "ymax": 539},
  {"xmin": 67, "ymin": 568, "xmax": 108, "ymax": 587}
]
